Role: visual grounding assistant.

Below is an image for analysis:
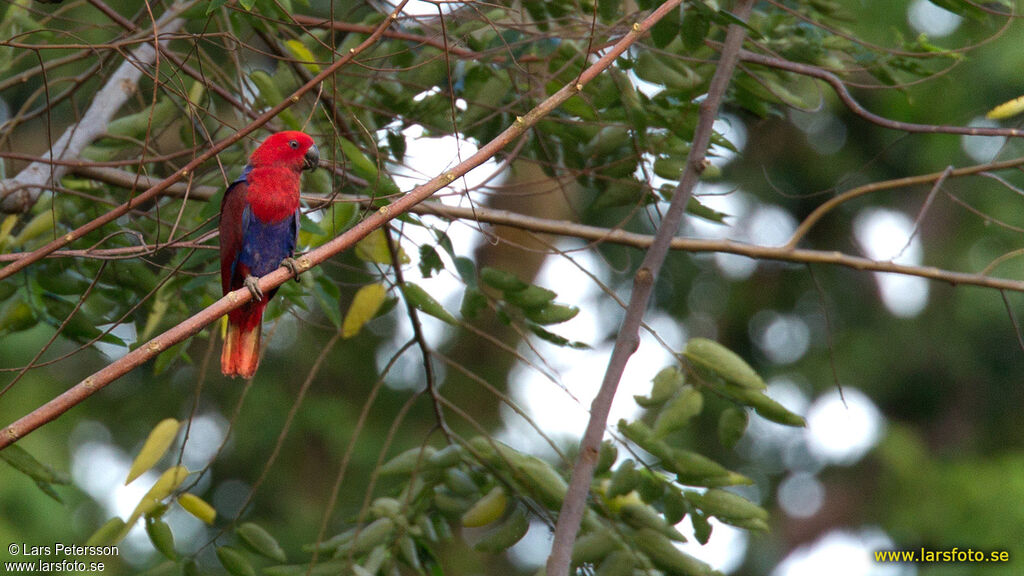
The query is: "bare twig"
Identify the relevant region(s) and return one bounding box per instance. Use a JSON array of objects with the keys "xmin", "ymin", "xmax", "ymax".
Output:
[{"xmin": 545, "ymin": 1, "xmax": 756, "ymax": 574}]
